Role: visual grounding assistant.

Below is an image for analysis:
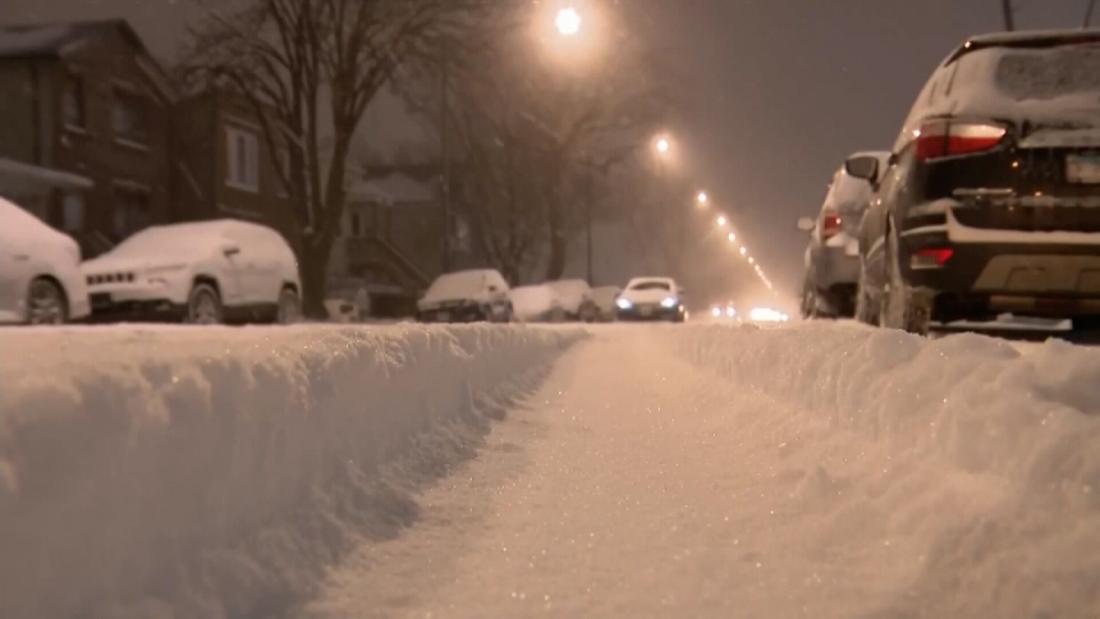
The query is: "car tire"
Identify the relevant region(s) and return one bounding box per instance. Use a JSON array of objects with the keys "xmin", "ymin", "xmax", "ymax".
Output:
[
  {"xmin": 276, "ymin": 287, "xmax": 302, "ymax": 324},
  {"xmin": 187, "ymin": 283, "xmax": 224, "ymax": 325},
  {"xmin": 879, "ymin": 229, "xmax": 931, "ymax": 335},
  {"xmin": 26, "ymin": 278, "xmax": 68, "ymax": 325}
]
